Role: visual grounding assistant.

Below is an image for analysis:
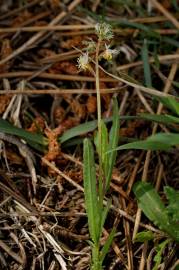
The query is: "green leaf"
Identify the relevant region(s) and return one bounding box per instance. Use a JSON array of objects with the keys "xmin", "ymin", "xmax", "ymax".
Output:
[
  {"xmin": 60, "ymin": 120, "xmax": 98, "ymax": 143},
  {"xmin": 165, "ymin": 186, "xmax": 179, "ymax": 222},
  {"xmin": 133, "ymin": 182, "xmax": 168, "ymax": 228},
  {"xmin": 83, "ymin": 138, "xmax": 100, "ymax": 244},
  {"xmin": 139, "ymin": 113, "xmax": 179, "ymax": 125},
  {"xmin": 142, "ymin": 39, "xmax": 152, "ymax": 88},
  {"xmin": 155, "ymin": 96, "xmax": 179, "ymax": 116},
  {"xmin": 59, "ymin": 116, "xmax": 136, "ymax": 144},
  {"xmin": 134, "ymin": 231, "xmax": 154, "ymax": 243},
  {"xmin": 94, "ymin": 121, "xmax": 109, "ymax": 173},
  {"xmin": 100, "ymin": 228, "xmax": 116, "ymax": 264},
  {"xmin": 0, "ymin": 118, "xmax": 47, "ymax": 146},
  {"xmin": 100, "ymin": 200, "xmax": 111, "ymax": 236},
  {"xmin": 114, "ymin": 133, "xmax": 179, "ymax": 151},
  {"xmin": 153, "ymin": 240, "xmax": 170, "ymax": 270},
  {"xmin": 105, "ymin": 98, "xmax": 119, "ymax": 191},
  {"xmin": 133, "ymin": 182, "xmax": 179, "ymax": 242}
]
